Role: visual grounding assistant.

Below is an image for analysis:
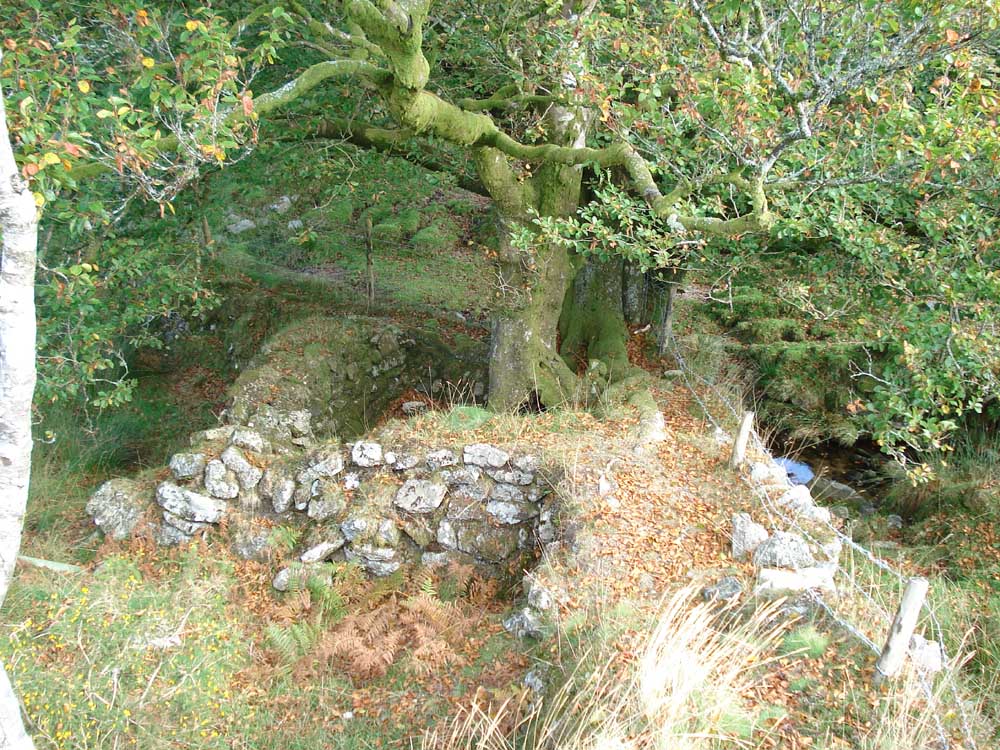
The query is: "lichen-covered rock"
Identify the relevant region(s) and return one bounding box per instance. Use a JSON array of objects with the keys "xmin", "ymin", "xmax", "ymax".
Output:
[
  {"xmin": 463, "ymin": 443, "xmax": 509, "ymax": 468},
  {"xmin": 301, "ymin": 535, "xmax": 346, "ymax": 563},
  {"xmin": 491, "ymin": 483, "xmax": 525, "ymax": 503},
  {"xmin": 340, "ymin": 517, "xmax": 369, "ymax": 542},
  {"xmin": 437, "ymin": 519, "xmax": 458, "ymax": 549},
  {"xmin": 701, "ymin": 576, "xmax": 743, "ymax": 603},
  {"xmin": 259, "ymin": 468, "xmax": 295, "ymax": 514},
  {"xmin": 232, "ymin": 528, "xmax": 273, "ymax": 561},
  {"xmin": 513, "ymin": 455, "xmax": 540, "ymax": 473},
  {"xmin": 345, "ymin": 544, "xmax": 400, "ymax": 576},
  {"xmin": 486, "ymin": 468, "xmax": 534, "ymax": 486},
  {"xmin": 397, "ymin": 514, "xmax": 436, "ymax": 547},
  {"xmin": 426, "ymin": 449, "xmax": 457, "ymax": 470},
  {"xmin": 162, "ymin": 510, "xmax": 209, "ymax": 537},
  {"xmin": 221, "ymin": 446, "xmax": 263, "ymax": 491},
  {"xmin": 231, "ymin": 428, "xmax": 267, "ymax": 454},
  {"xmin": 307, "ymin": 481, "xmax": 346, "ymax": 521},
  {"xmin": 455, "ymin": 522, "xmax": 519, "ymax": 562},
  {"xmin": 395, "ymin": 479, "xmax": 447, "ymax": 513},
  {"xmin": 439, "ymin": 466, "xmax": 481, "ymax": 485},
  {"xmin": 752, "ymin": 531, "xmax": 816, "ymax": 569},
  {"xmin": 297, "ymin": 447, "xmax": 345, "ymax": 484},
  {"xmin": 189, "ymin": 425, "xmax": 235, "ymax": 446},
  {"xmin": 155, "ymin": 482, "xmax": 227, "ymax": 523},
  {"xmin": 401, "ymin": 401, "xmax": 427, "ymax": 415},
  {"xmin": 168, "ymin": 453, "xmax": 206, "ymax": 482},
  {"xmin": 156, "ymin": 523, "xmax": 192, "ymax": 547},
  {"xmin": 352, "ymin": 441, "xmax": 383, "ymax": 467},
  {"xmin": 731, "ymin": 513, "xmax": 769, "ymax": 560},
  {"xmin": 204, "ymin": 460, "xmax": 239, "ymax": 499},
  {"xmin": 343, "ymin": 472, "xmax": 362, "ymax": 490},
  {"xmin": 392, "ymin": 453, "xmax": 421, "ymax": 471},
  {"xmin": 486, "ymin": 500, "xmax": 538, "ymax": 525},
  {"xmin": 86, "ymin": 479, "xmax": 145, "ymax": 540},
  {"xmin": 503, "ymin": 608, "xmax": 545, "ymax": 639}
]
